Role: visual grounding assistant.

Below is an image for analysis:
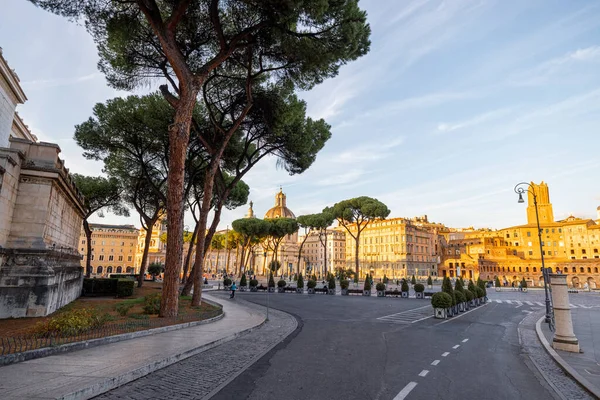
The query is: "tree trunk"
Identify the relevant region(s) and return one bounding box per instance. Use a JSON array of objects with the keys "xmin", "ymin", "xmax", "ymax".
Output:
[
  {"xmin": 161, "ymin": 94, "xmax": 197, "ymax": 318},
  {"xmin": 182, "ymin": 221, "xmax": 200, "ymax": 284},
  {"xmin": 355, "ymin": 232, "xmax": 361, "ymax": 279},
  {"xmin": 83, "ymin": 219, "xmax": 92, "ymax": 278},
  {"xmin": 137, "ymin": 219, "xmax": 155, "ymax": 288}
]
